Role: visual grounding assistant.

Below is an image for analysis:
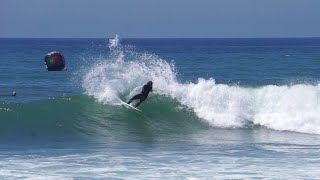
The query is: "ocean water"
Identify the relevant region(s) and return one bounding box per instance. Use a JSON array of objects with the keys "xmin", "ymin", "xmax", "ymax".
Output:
[{"xmin": 1, "ymin": 36, "xmax": 320, "ymax": 179}]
